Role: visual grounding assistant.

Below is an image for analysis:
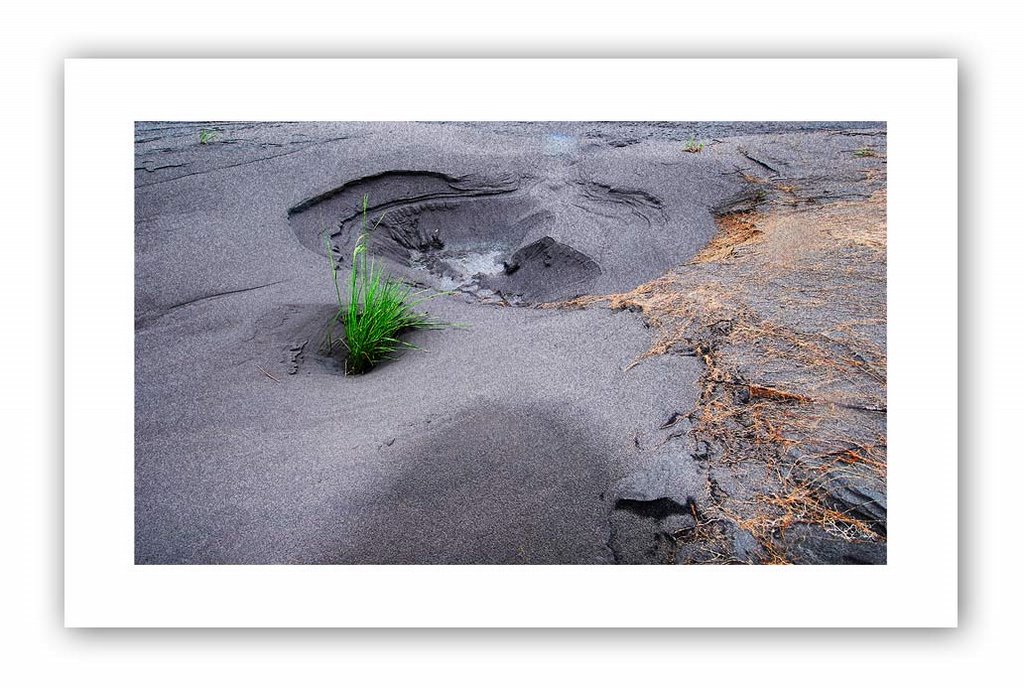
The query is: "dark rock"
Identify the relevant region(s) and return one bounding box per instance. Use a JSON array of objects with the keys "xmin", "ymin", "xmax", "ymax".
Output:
[
  {"xmin": 606, "ymin": 445, "xmax": 709, "ymax": 564},
  {"xmin": 780, "ymin": 524, "xmax": 886, "ymax": 565},
  {"xmin": 823, "ymin": 478, "xmax": 887, "ymax": 536},
  {"xmin": 728, "ymin": 525, "xmax": 762, "ymax": 563}
]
